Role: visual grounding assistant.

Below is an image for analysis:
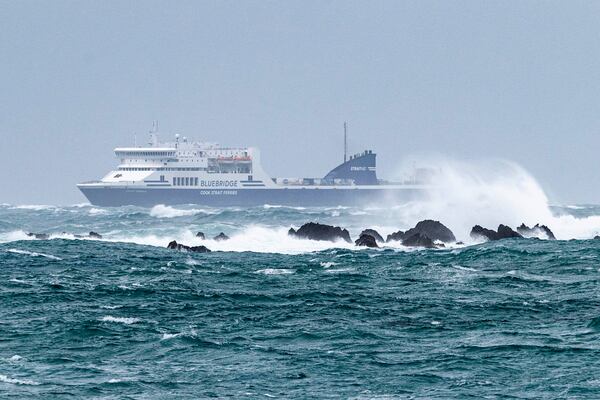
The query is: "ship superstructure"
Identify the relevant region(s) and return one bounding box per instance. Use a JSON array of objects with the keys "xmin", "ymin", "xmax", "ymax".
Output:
[{"xmin": 78, "ymin": 131, "xmax": 428, "ymax": 207}]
